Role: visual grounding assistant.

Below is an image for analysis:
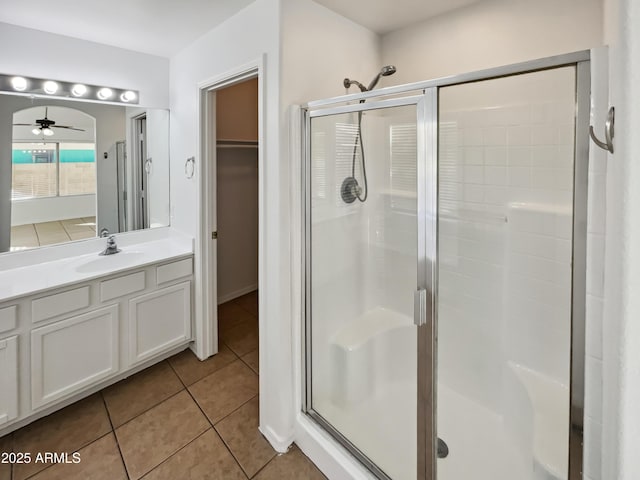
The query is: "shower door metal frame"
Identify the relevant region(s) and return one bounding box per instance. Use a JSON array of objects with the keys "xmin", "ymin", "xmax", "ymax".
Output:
[
  {"xmin": 302, "ymin": 49, "xmax": 591, "ymax": 480},
  {"xmin": 302, "ymin": 93, "xmax": 433, "ymax": 480}
]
